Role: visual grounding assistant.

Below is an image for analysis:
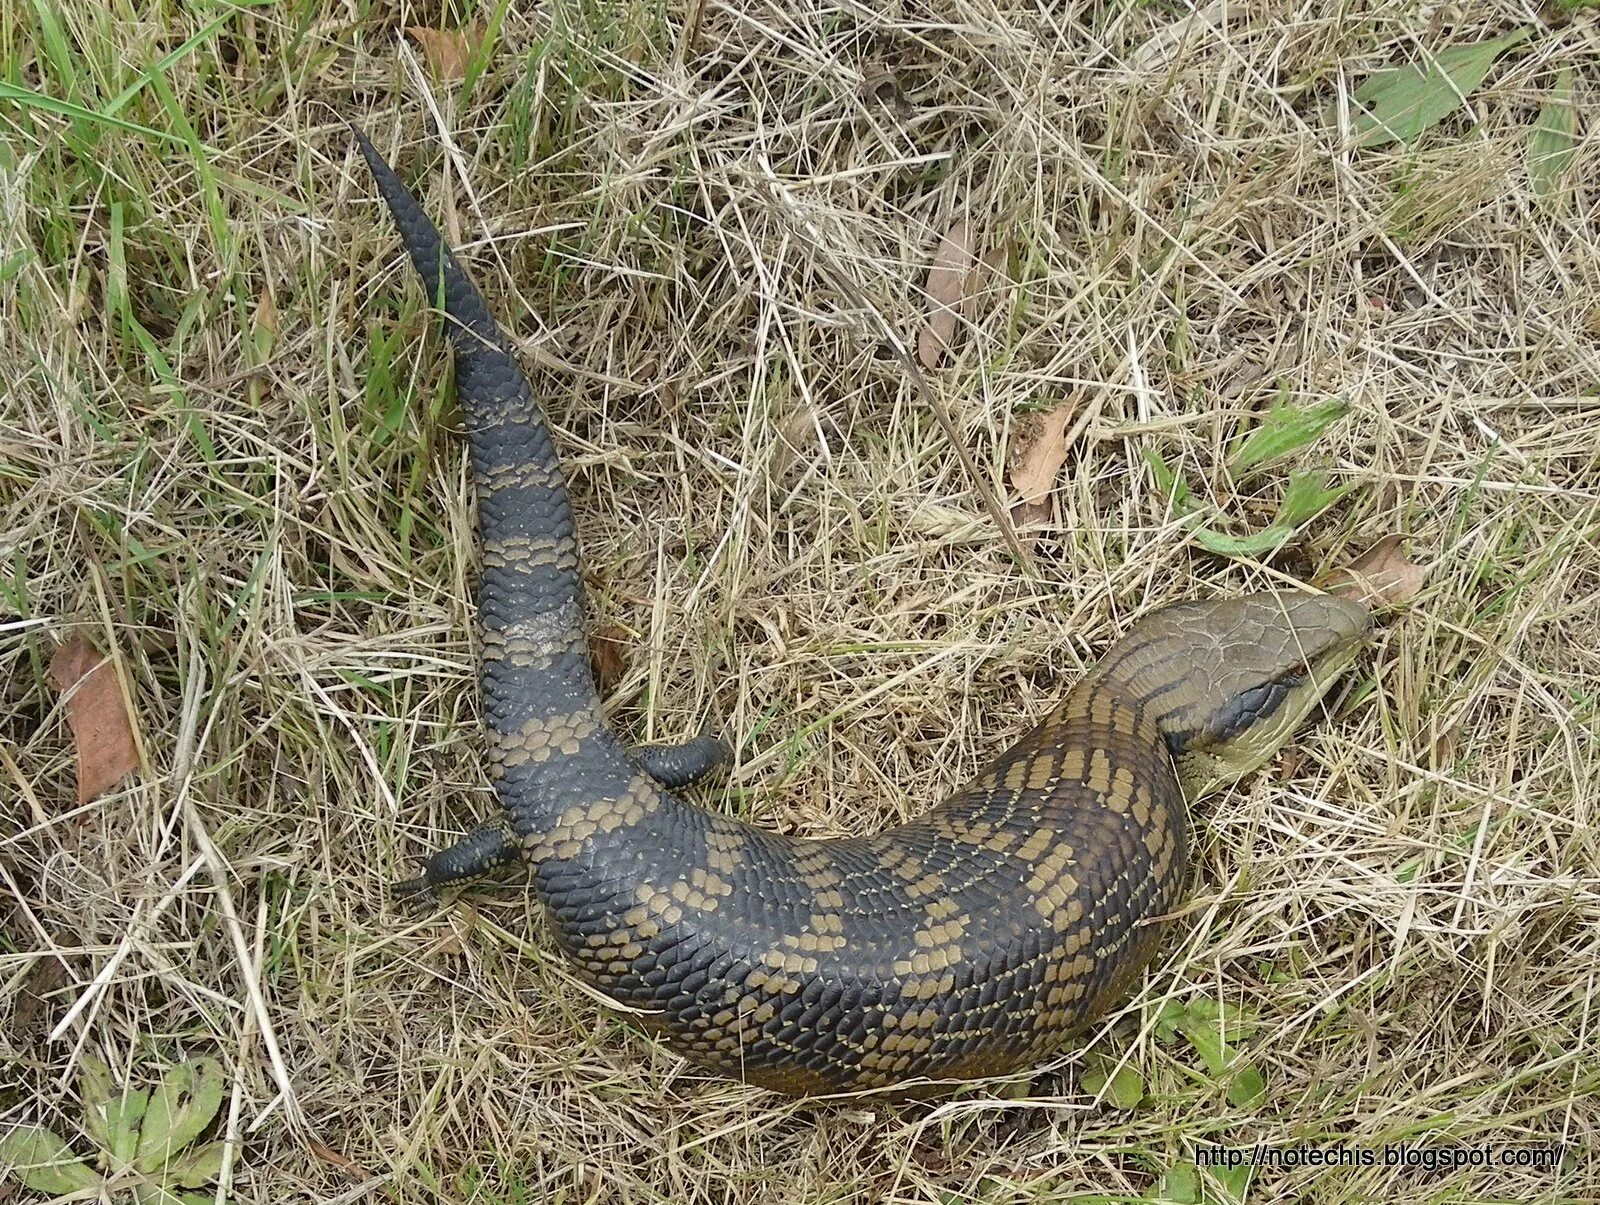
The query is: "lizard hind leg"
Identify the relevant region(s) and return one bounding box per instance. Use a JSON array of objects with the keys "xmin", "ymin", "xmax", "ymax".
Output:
[
  {"xmin": 393, "ymin": 819, "xmax": 521, "ymax": 908},
  {"xmin": 632, "ymin": 730, "xmax": 732, "ymax": 790},
  {"xmin": 394, "ymin": 729, "xmax": 729, "ymax": 909}
]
